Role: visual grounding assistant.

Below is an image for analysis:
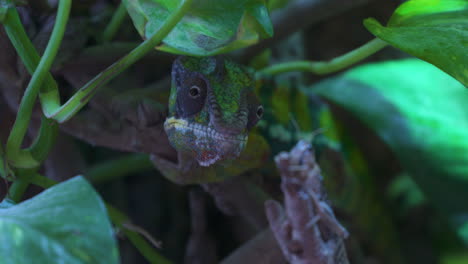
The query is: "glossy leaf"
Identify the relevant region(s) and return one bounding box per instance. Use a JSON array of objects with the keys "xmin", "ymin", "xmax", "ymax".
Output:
[
  {"xmin": 123, "ymin": 0, "xmax": 273, "ymax": 55},
  {"xmin": 312, "ymin": 59, "xmax": 468, "ymax": 226},
  {"xmin": 0, "ymin": 176, "xmax": 119, "ymax": 264},
  {"xmin": 0, "ymin": 199, "xmax": 14, "ymax": 209},
  {"xmin": 364, "ymin": 0, "xmax": 468, "ymax": 86}
]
